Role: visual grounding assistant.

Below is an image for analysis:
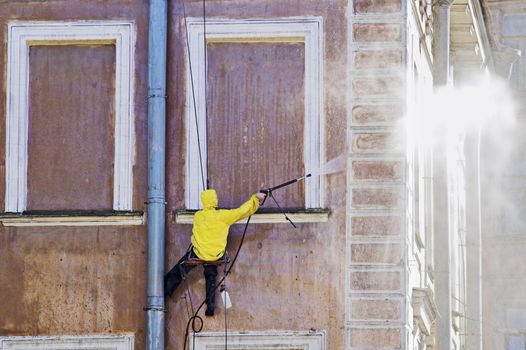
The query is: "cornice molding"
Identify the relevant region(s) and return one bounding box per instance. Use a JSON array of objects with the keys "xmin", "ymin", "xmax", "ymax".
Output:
[
  {"xmin": 487, "ymin": 0, "xmax": 526, "ymax": 9},
  {"xmin": 493, "ymin": 46, "xmax": 522, "ymax": 79},
  {"xmin": 433, "ymin": 0, "xmax": 454, "ymax": 7}
]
